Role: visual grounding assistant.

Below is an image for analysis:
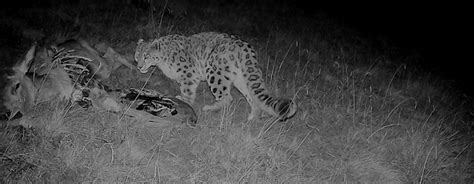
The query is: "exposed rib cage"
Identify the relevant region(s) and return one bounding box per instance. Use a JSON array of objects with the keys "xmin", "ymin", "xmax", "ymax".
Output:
[{"xmin": 49, "ymin": 45, "xmax": 197, "ymax": 126}]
